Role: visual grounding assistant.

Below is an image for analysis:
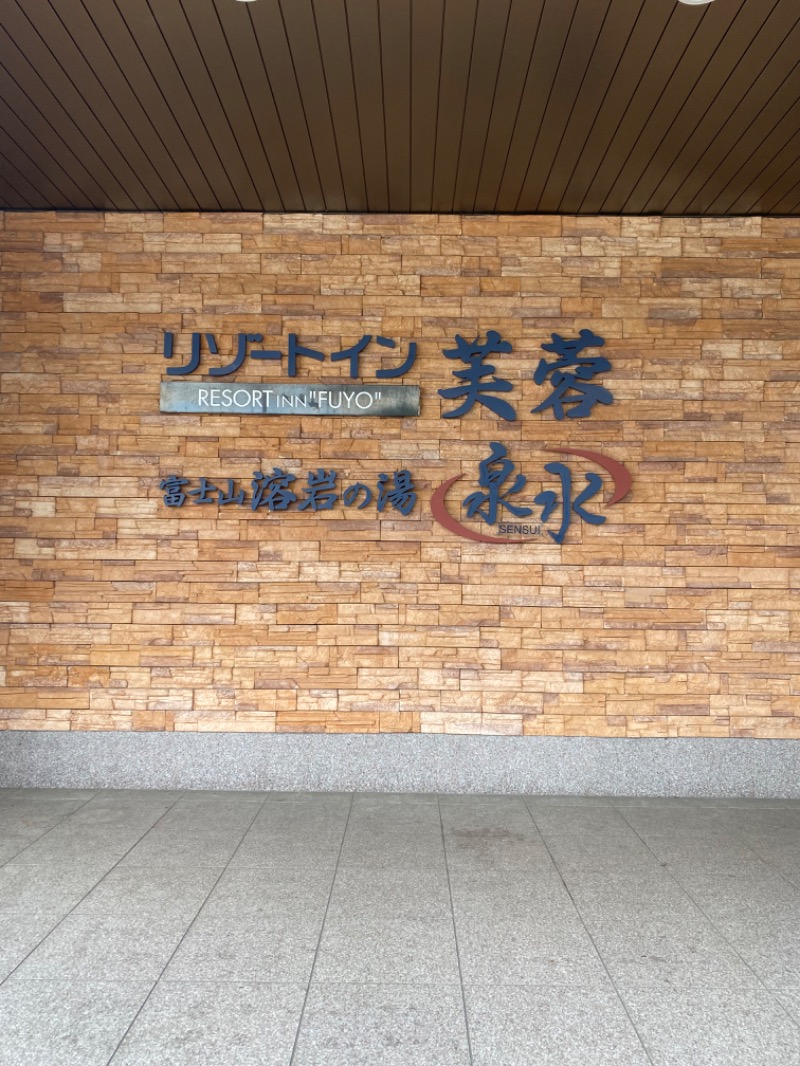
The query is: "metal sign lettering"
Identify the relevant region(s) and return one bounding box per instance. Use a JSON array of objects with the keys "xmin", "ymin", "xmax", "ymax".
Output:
[{"xmin": 160, "ymin": 381, "xmax": 420, "ymax": 417}]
